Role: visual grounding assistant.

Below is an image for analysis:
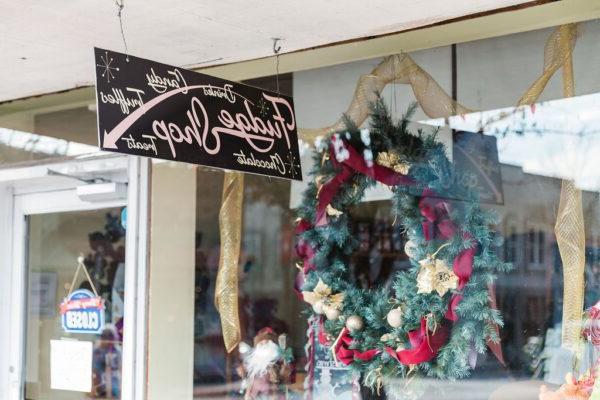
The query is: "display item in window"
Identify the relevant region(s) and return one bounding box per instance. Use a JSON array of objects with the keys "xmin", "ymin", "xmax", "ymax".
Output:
[
  {"xmin": 295, "ymin": 97, "xmax": 511, "ymax": 394},
  {"xmin": 239, "ymin": 327, "xmax": 295, "ymax": 400}
]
